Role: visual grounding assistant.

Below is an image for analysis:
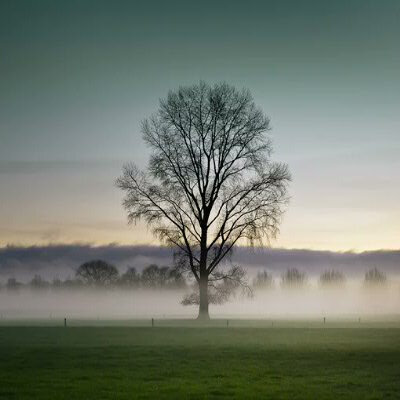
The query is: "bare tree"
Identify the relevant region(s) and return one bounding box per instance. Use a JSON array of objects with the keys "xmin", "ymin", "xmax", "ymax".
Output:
[
  {"xmin": 119, "ymin": 266, "xmax": 140, "ymax": 288},
  {"xmin": 30, "ymin": 274, "xmax": 50, "ymax": 290},
  {"xmin": 281, "ymin": 268, "xmax": 307, "ymax": 289},
  {"xmin": 319, "ymin": 269, "xmax": 346, "ymax": 288},
  {"xmin": 253, "ymin": 270, "xmax": 274, "ymax": 290},
  {"xmin": 364, "ymin": 267, "xmax": 387, "ymax": 287},
  {"xmin": 6, "ymin": 277, "xmax": 22, "ymax": 291},
  {"xmin": 117, "ymin": 82, "xmax": 290, "ymax": 319},
  {"xmin": 141, "ymin": 264, "xmax": 170, "ymax": 288},
  {"xmin": 76, "ymin": 260, "xmax": 119, "ymax": 287}
]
